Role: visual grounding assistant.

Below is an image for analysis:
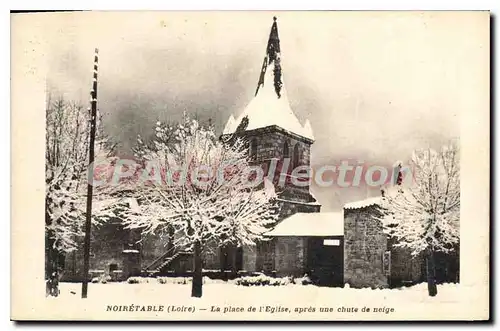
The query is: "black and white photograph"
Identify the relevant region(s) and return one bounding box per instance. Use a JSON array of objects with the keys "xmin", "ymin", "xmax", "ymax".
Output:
[{"xmin": 10, "ymin": 10, "xmax": 489, "ymax": 321}]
